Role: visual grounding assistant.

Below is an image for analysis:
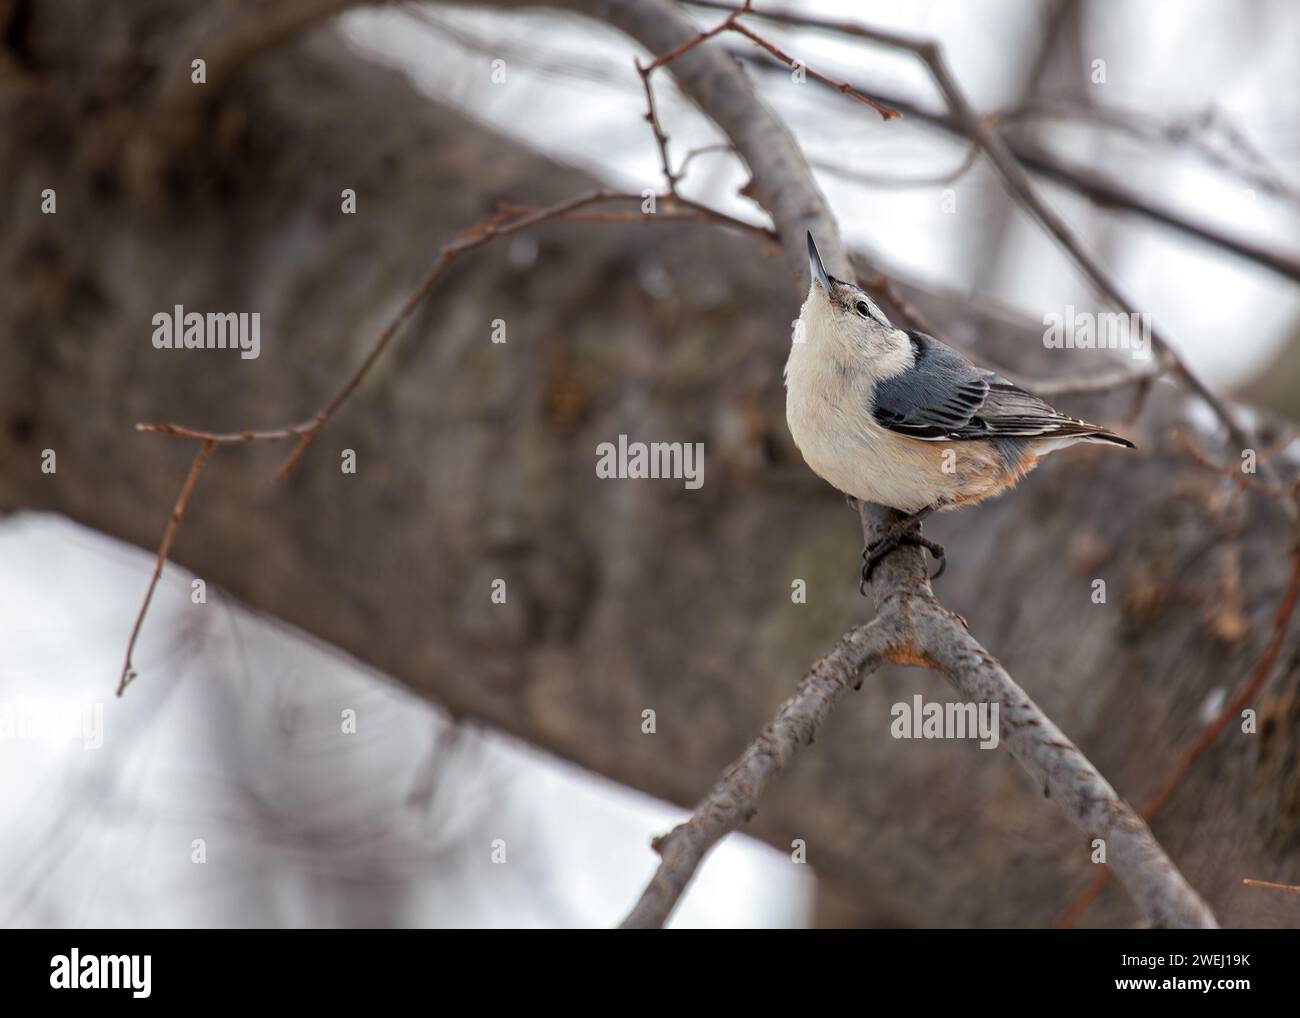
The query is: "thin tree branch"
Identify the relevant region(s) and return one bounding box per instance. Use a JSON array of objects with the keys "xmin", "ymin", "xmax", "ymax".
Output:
[
  {"xmin": 635, "ymin": 58, "xmax": 682, "ymax": 198},
  {"xmin": 724, "ymin": 19, "xmax": 898, "ymax": 121},
  {"xmin": 813, "ymin": 144, "xmax": 979, "ymax": 190},
  {"xmin": 117, "ymin": 438, "xmax": 216, "ymax": 696},
  {"xmin": 1242, "ymin": 878, "xmax": 1300, "ymax": 895},
  {"xmin": 1025, "ymin": 362, "xmax": 1165, "ymax": 398},
  {"xmin": 967, "ymin": 354, "xmax": 1169, "ymax": 399}
]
